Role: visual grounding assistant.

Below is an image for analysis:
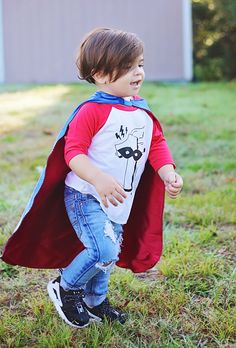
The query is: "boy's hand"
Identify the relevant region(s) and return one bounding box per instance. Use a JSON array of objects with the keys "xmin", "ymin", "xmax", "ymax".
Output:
[
  {"xmin": 69, "ymin": 154, "xmax": 127, "ymax": 208},
  {"xmin": 157, "ymin": 165, "xmax": 183, "ymax": 199},
  {"xmin": 93, "ymin": 172, "xmax": 127, "ymax": 208},
  {"xmin": 163, "ymin": 171, "xmax": 183, "ymax": 199}
]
